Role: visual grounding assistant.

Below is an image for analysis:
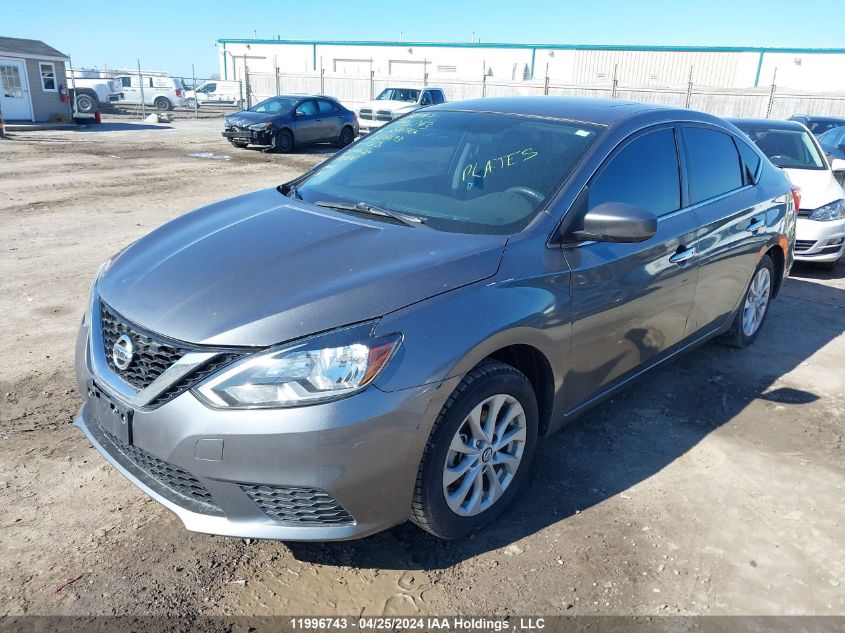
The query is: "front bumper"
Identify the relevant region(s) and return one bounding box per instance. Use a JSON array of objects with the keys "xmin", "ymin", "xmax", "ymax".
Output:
[
  {"xmin": 108, "ymin": 94, "xmax": 125, "ymax": 102},
  {"xmin": 222, "ymin": 128, "xmax": 272, "ymax": 146},
  {"xmin": 358, "ymin": 119, "xmax": 390, "ymax": 134},
  {"xmin": 794, "ymin": 217, "xmax": 845, "ymax": 262},
  {"xmin": 74, "ymin": 319, "xmax": 442, "ymax": 541}
]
